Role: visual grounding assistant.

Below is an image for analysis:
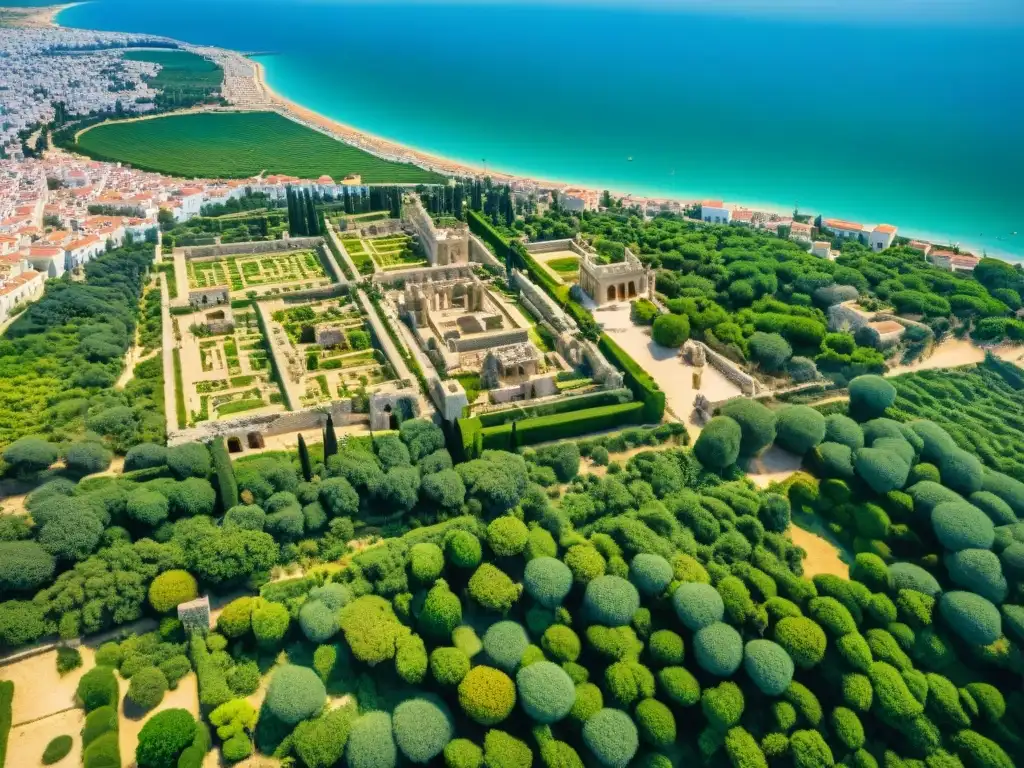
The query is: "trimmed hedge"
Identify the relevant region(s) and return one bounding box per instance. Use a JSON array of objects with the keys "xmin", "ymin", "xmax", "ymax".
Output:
[
  {"xmin": 346, "ymin": 711, "xmax": 396, "ymax": 768},
  {"xmin": 932, "ymin": 502, "xmax": 996, "ymax": 551},
  {"xmin": 77, "ymin": 666, "xmax": 118, "ymax": 712},
  {"xmin": 672, "ymin": 582, "xmax": 724, "ymax": 630},
  {"xmin": 458, "ymin": 666, "xmax": 515, "ymax": 725},
  {"xmin": 694, "ymin": 416, "xmax": 742, "ymax": 470},
  {"xmin": 0, "ymin": 681, "xmax": 11, "ymax": 768},
  {"xmin": 773, "ymin": 617, "xmax": 826, "ymax": 669},
  {"xmin": 264, "ymin": 664, "xmax": 326, "ymax": 725},
  {"xmin": 476, "ymin": 402, "xmax": 645, "ymax": 451},
  {"xmin": 483, "ymin": 621, "xmax": 529, "ymax": 672},
  {"xmin": 938, "ymin": 591, "xmax": 1002, "ymax": 645},
  {"xmin": 774, "ymin": 406, "xmax": 826, "ymax": 455},
  {"xmin": 210, "ymin": 437, "xmax": 238, "ymax": 511},
  {"xmin": 42, "ymin": 734, "xmax": 73, "ymax": 765},
  {"xmin": 629, "ymin": 554, "xmax": 673, "ymax": 597},
  {"xmin": 524, "ymin": 557, "xmax": 573, "ymax": 608}
]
